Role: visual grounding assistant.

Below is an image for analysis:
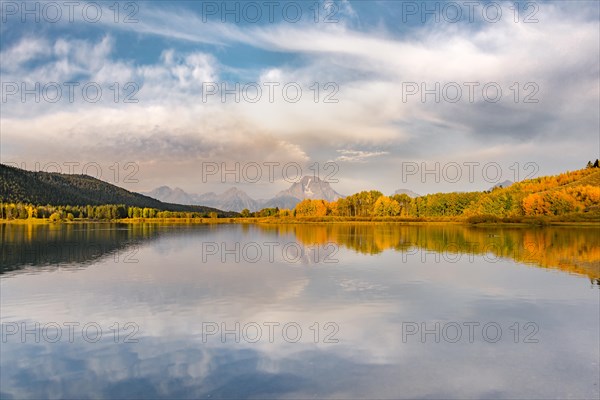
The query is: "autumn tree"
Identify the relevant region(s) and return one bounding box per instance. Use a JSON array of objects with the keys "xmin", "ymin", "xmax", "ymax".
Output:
[
  {"xmin": 373, "ymin": 196, "xmax": 401, "ymax": 216},
  {"xmin": 294, "ymin": 199, "xmax": 328, "ymax": 217},
  {"xmin": 391, "ymin": 194, "xmax": 412, "ymax": 216}
]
